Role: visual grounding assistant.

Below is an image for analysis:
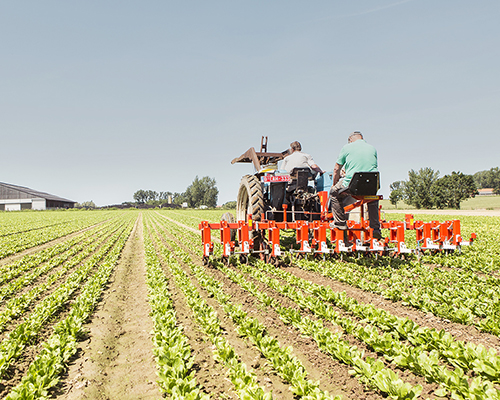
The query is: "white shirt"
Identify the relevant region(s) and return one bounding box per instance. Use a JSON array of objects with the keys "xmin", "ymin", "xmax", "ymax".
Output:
[{"xmin": 281, "ymin": 151, "xmax": 315, "ymax": 173}]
